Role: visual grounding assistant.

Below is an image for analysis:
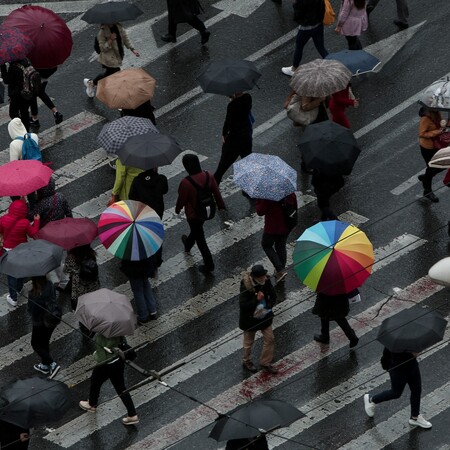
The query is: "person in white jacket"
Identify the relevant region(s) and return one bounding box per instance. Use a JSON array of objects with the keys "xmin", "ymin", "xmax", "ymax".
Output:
[{"xmin": 8, "ymin": 117, "xmax": 39, "ymax": 161}]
